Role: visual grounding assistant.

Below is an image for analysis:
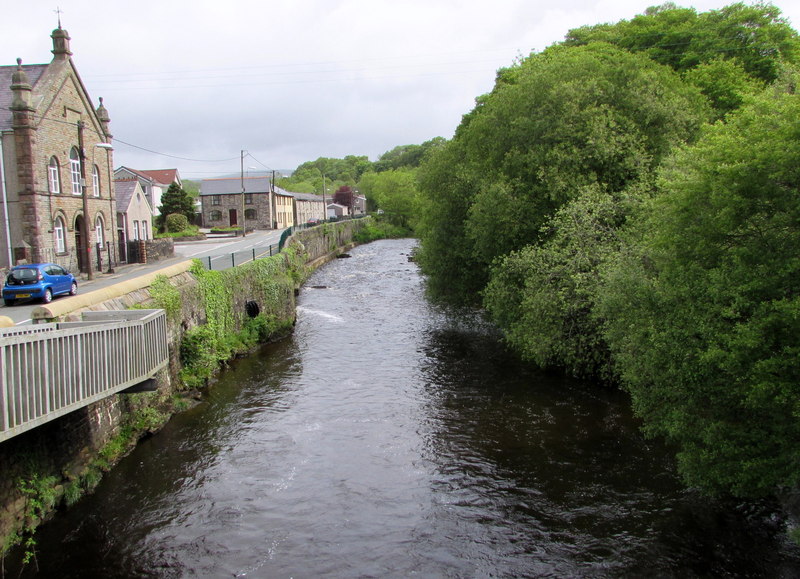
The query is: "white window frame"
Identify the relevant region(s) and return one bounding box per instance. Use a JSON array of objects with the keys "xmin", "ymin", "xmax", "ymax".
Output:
[
  {"xmin": 92, "ymin": 165, "xmax": 100, "ymax": 197},
  {"xmin": 70, "ymin": 148, "xmax": 81, "ymax": 195},
  {"xmin": 95, "ymin": 215, "xmax": 104, "ymax": 247},
  {"xmin": 142, "ymin": 221, "xmax": 148, "ymax": 240},
  {"xmin": 48, "ymin": 157, "xmax": 60, "ymax": 194},
  {"xmin": 54, "ymin": 216, "xmax": 65, "ymax": 253},
  {"xmin": 132, "ymin": 221, "xmax": 139, "ymax": 241}
]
